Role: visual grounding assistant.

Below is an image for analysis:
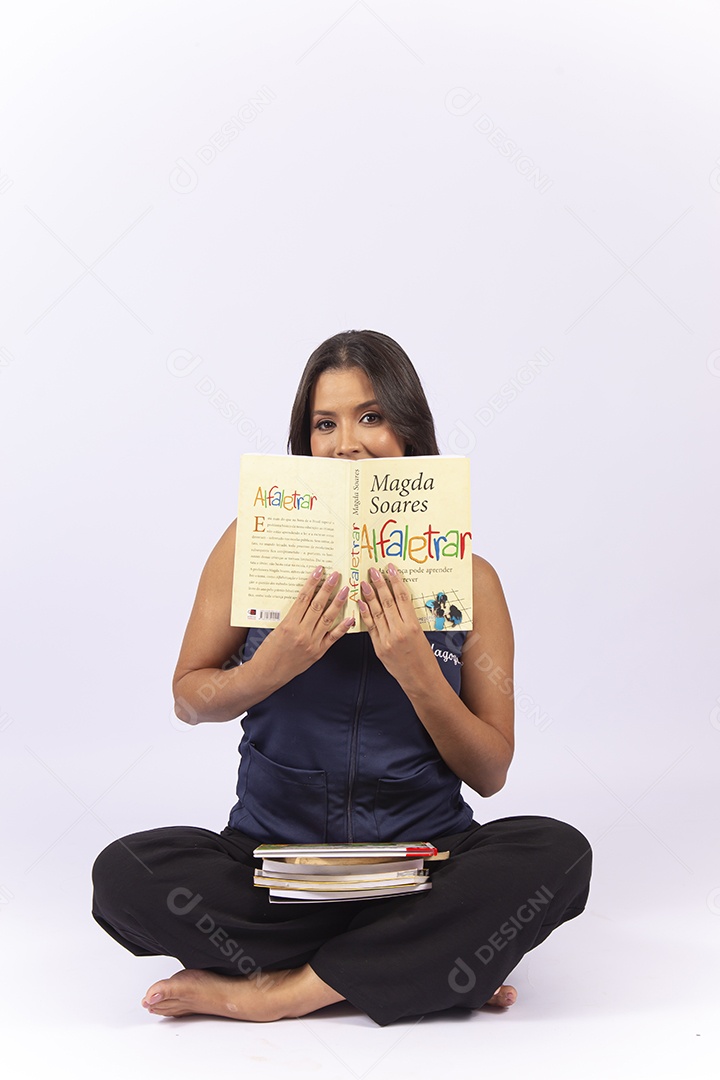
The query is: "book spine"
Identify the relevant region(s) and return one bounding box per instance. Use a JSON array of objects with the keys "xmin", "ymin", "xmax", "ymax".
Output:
[{"xmin": 349, "ymin": 463, "xmax": 361, "ymax": 613}]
